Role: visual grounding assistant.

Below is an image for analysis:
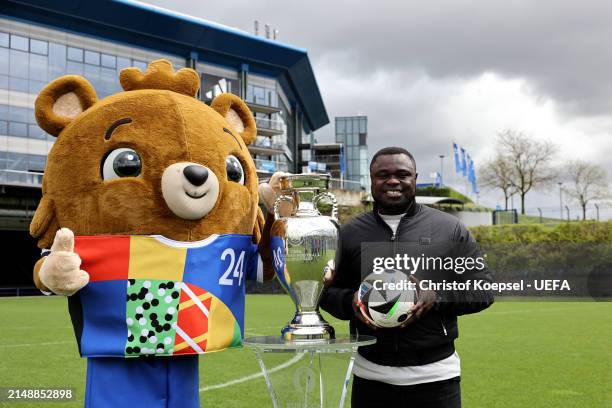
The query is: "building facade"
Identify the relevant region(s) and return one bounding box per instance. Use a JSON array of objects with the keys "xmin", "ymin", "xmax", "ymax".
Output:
[
  {"xmin": 311, "ymin": 143, "xmax": 342, "ymax": 179},
  {"xmin": 335, "ymin": 116, "xmax": 368, "ymax": 191},
  {"xmin": 0, "ymin": 0, "xmax": 328, "ymax": 291}
]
